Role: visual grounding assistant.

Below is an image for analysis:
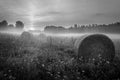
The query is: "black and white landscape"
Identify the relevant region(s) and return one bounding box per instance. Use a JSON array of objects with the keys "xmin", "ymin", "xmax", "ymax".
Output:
[{"xmin": 0, "ymin": 0, "xmax": 120, "ymax": 80}]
